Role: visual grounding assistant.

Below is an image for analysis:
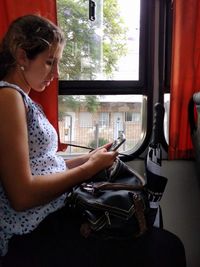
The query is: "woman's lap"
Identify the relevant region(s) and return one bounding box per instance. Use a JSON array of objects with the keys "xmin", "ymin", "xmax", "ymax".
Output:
[{"xmin": 2, "ymin": 208, "xmax": 186, "ymax": 267}]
